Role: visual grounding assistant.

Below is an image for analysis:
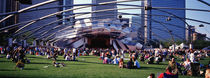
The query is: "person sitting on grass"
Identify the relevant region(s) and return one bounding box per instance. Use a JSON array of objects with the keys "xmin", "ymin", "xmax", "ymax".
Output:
[
  {"xmin": 168, "ymin": 58, "xmax": 180, "ymax": 77},
  {"xmin": 65, "ymin": 54, "xmax": 71, "ymax": 61},
  {"xmin": 147, "ymin": 73, "xmax": 155, "ymax": 78},
  {"xmin": 100, "ymin": 52, "xmax": 104, "ymax": 60},
  {"xmin": 140, "ymin": 54, "xmax": 145, "ymax": 62},
  {"xmin": 127, "ymin": 58, "xmax": 134, "ymax": 69},
  {"xmin": 36, "ymin": 52, "xmax": 39, "ymax": 56},
  {"xmin": 145, "ymin": 53, "xmax": 150, "ymax": 59},
  {"xmin": 53, "ymin": 52, "xmax": 58, "ymax": 61},
  {"xmin": 158, "ymin": 66, "xmax": 177, "ymax": 78},
  {"xmin": 25, "ymin": 58, "xmax": 30, "ymax": 64},
  {"xmin": 147, "ymin": 56, "xmax": 154, "ymax": 64},
  {"xmin": 134, "ymin": 58, "xmax": 140, "ymax": 69},
  {"xmin": 119, "ymin": 58, "xmax": 124, "ymax": 68},
  {"xmin": 182, "ymin": 58, "xmax": 191, "ymax": 75},
  {"xmin": 72, "ymin": 53, "xmax": 77, "ymax": 61},
  {"xmin": 6, "ymin": 53, "xmax": 11, "ymax": 59},
  {"xmin": 46, "ymin": 49, "xmax": 51, "ymax": 59},
  {"xmin": 112, "ymin": 56, "xmax": 119, "ymax": 64},
  {"xmin": 156, "ymin": 55, "xmax": 163, "ymax": 64},
  {"xmin": 169, "ymin": 53, "xmax": 174, "ymax": 60},
  {"xmin": 103, "ymin": 54, "xmax": 108, "ymax": 64},
  {"xmin": 15, "ymin": 60, "xmax": 24, "ymax": 70}
]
